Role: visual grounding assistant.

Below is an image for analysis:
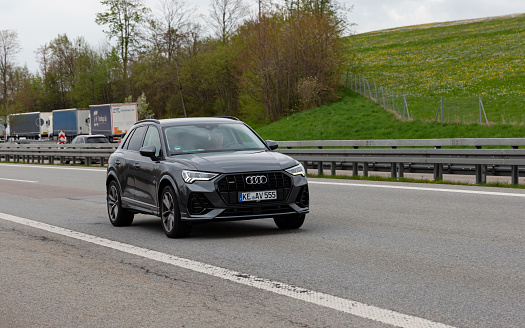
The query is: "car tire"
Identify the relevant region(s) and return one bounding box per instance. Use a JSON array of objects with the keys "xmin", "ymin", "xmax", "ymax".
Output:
[
  {"xmin": 161, "ymin": 185, "xmax": 191, "ymax": 238},
  {"xmin": 274, "ymin": 213, "xmax": 305, "ymax": 230},
  {"xmin": 107, "ymin": 180, "xmax": 134, "ymax": 226}
]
